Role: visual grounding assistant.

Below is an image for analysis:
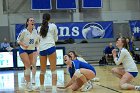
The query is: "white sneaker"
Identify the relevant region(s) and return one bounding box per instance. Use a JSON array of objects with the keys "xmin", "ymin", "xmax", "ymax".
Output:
[
  {"xmin": 21, "ymin": 77, "xmax": 26, "ymax": 84},
  {"xmin": 25, "ymin": 82, "xmax": 33, "ymax": 92},
  {"xmin": 135, "ymin": 86, "xmax": 140, "ymax": 91},
  {"xmin": 80, "ymin": 83, "xmax": 93, "ymax": 92},
  {"xmin": 88, "ymin": 80, "xmax": 93, "ymax": 88},
  {"xmin": 33, "ymin": 85, "xmax": 46, "ymax": 92},
  {"xmin": 40, "ymin": 85, "xmax": 45, "ymax": 91},
  {"xmin": 91, "ymin": 77, "xmax": 100, "ymax": 82},
  {"xmin": 52, "ymin": 86, "xmax": 57, "ymax": 93}
]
